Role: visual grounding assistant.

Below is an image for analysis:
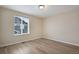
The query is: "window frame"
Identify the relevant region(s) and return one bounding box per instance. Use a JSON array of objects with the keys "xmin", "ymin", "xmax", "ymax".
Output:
[{"xmin": 13, "ymin": 16, "xmax": 30, "ymax": 36}]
